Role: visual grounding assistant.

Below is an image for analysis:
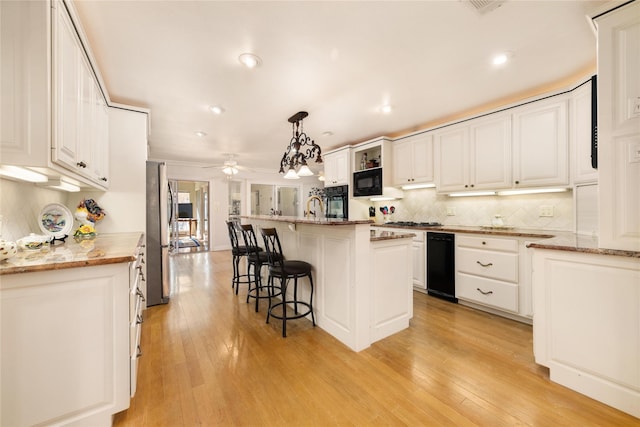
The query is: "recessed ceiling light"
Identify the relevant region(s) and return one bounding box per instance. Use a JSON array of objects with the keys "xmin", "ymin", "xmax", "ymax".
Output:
[
  {"xmin": 322, "ymin": 131, "xmax": 334, "ymax": 137},
  {"xmin": 195, "ymin": 131, "xmax": 207, "ymax": 137},
  {"xmin": 238, "ymin": 53, "xmax": 261, "ymax": 69},
  {"xmin": 209, "ymin": 105, "xmax": 225, "ymax": 115},
  {"xmin": 380, "ymin": 104, "xmax": 393, "ymax": 114},
  {"xmin": 492, "ymin": 52, "xmax": 510, "ymax": 66}
]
